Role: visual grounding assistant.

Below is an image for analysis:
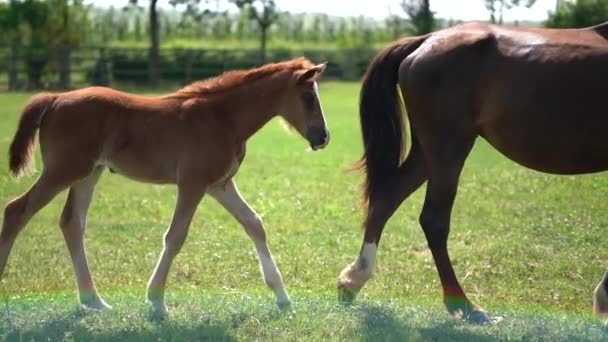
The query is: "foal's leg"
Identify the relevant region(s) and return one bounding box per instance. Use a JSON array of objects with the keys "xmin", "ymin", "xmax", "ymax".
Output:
[
  {"xmin": 59, "ymin": 166, "xmax": 108, "ymax": 310},
  {"xmin": 147, "ymin": 184, "xmax": 205, "ymax": 316},
  {"xmin": 0, "ymin": 171, "xmax": 72, "ymax": 279},
  {"xmin": 210, "ymin": 179, "xmax": 291, "ymax": 309},
  {"xmin": 338, "ymin": 139, "xmax": 427, "ymax": 302},
  {"xmin": 594, "ymin": 268, "xmax": 608, "ymax": 318},
  {"xmin": 418, "ymin": 137, "xmax": 496, "ymax": 323}
]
